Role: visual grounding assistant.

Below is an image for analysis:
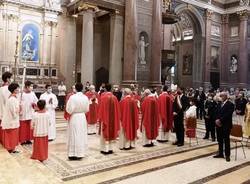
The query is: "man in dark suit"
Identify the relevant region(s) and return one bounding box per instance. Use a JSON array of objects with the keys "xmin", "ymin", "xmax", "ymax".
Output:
[
  {"xmin": 214, "ymin": 92, "xmax": 234, "ymax": 162},
  {"xmin": 194, "ymin": 87, "xmax": 206, "ymax": 120},
  {"xmin": 173, "ymin": 87, "xmax": 189, "ymax": 147}
]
